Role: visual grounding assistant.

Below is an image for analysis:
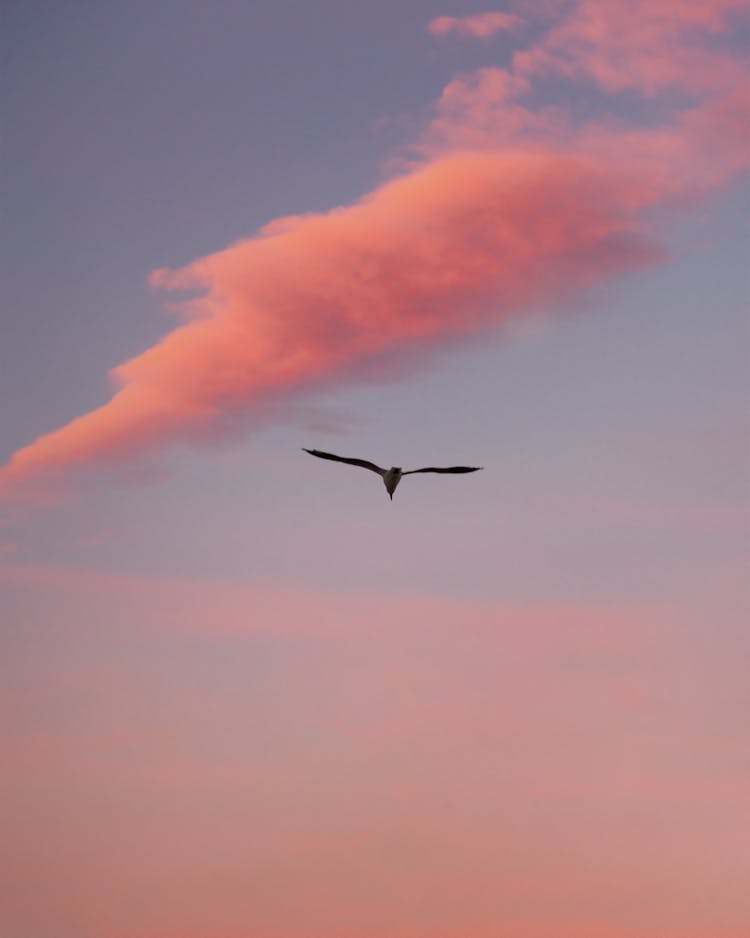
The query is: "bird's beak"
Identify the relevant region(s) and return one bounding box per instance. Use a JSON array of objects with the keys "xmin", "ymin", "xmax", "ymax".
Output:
[{"xmin": 389, "ymin": 493, "xmax": 393, "ymax": 501}]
